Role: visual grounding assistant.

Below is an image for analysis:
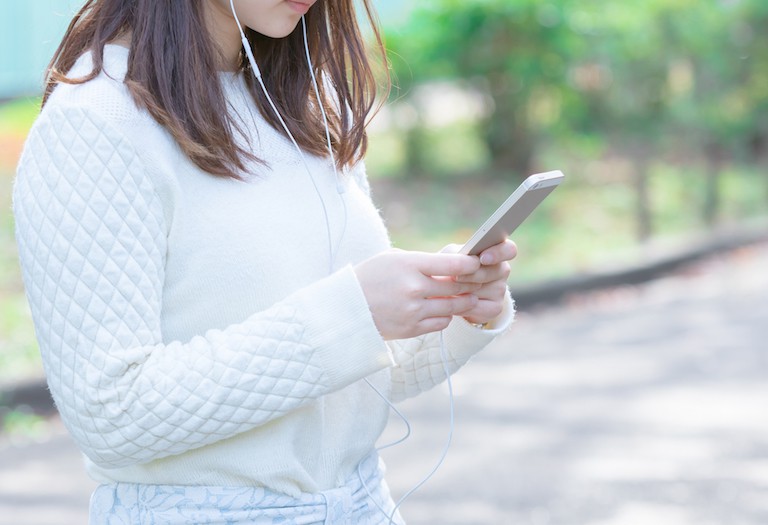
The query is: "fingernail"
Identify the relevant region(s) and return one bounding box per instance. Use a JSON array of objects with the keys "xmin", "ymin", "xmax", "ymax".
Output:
[{"xmin": 480, "ymin": 254, "xmax": 493, "ymax": 265}]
